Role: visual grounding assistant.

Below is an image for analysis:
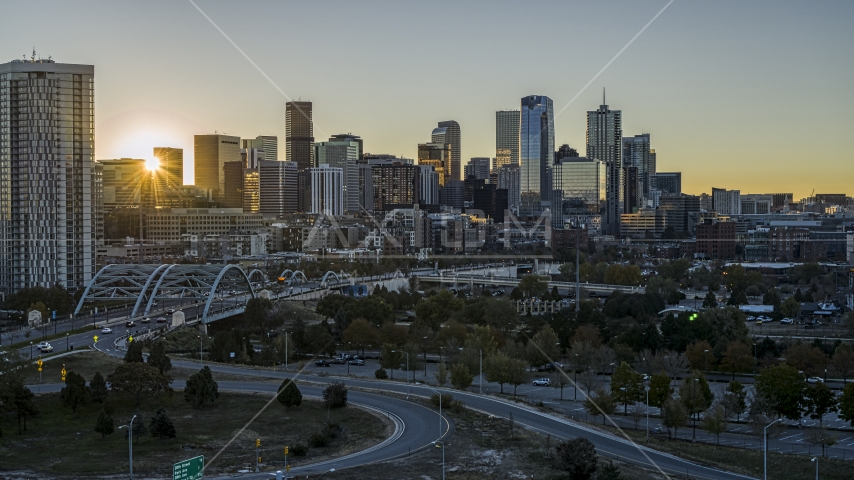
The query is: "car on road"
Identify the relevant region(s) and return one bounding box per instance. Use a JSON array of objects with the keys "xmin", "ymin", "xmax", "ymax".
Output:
[
  {"xmin": 166, "ymin": 309, "xmax": 175, "ymax": 314},
  {"xmin": 156, "ymin": 317, "xmax": 167, "ymax": 323},
  {"xmin": 37, "ymin": 341, "xmax": 53, "ymax": 352},
  {"xmin": 101, "ymin": 327, "xmax": 112, "ymax": 334},
  {"xmin": 315, "ymin": 360, "xmax": 332, "ymax": 367},
  {"xmin": 141, "ymin": 317, "xmax": 150, "ymax": 324},
  {"xmin": 125, "ymin": 320, "xmax": 136, "ymax": 327},
  {"xmin": 348, "ymin": 359, "xmax": 365, "ymax": 366},
  {"xmin": 532, "ymin": 378, "xmax": 551, "ymax": 386},
  {"xmin": 806, "ymin": 377, "xmax": 824, "ymax": 384}
]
